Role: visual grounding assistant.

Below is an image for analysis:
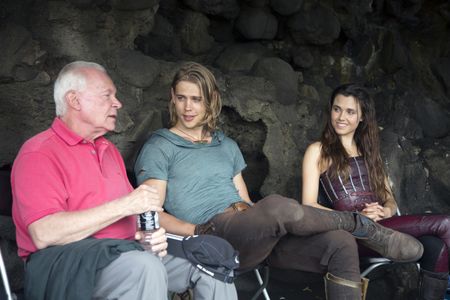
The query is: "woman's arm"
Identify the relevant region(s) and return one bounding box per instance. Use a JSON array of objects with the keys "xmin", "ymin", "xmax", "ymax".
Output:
[
  {"xmin": 141, "ymin": 178, "xmax": 196, "ymax": 236},
  {"xmin": 301, "ymin": 142, "xmax": 332, "ymax": 210},
  {"xmin": 382, "ymin": 177, "xmax": 398, "ymax": 217}
]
